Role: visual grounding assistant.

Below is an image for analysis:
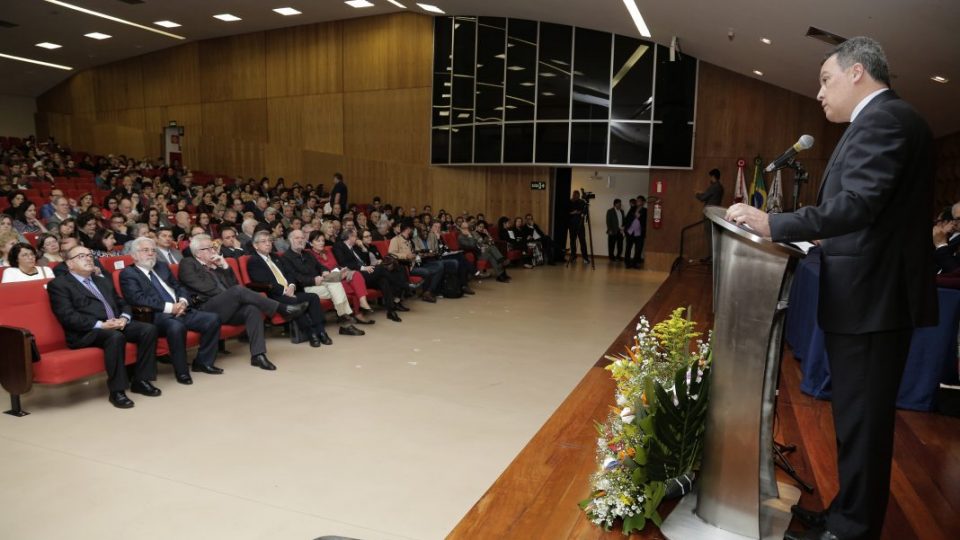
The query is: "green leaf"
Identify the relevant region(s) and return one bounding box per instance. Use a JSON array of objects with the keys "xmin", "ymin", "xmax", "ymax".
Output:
[
  {"xmin": 622, "ymin": 513, "xmax": 647, "ymax": 535},
  {"xmin": 645, "ymin": 366, "xmax": 712, "ymax": 481}
]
